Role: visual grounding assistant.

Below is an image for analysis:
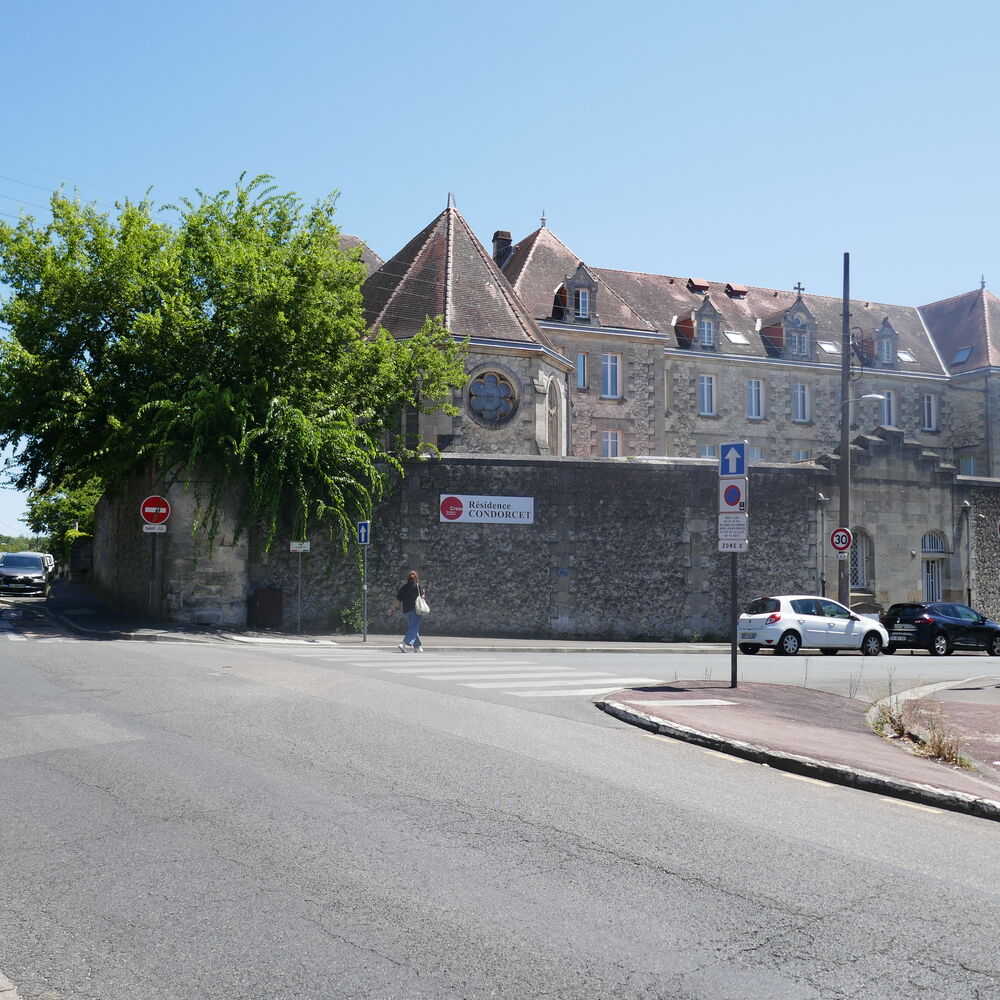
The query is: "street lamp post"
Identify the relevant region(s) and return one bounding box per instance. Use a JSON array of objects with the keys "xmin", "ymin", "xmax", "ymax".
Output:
[{"xmin": 837, "ymin": 392, "xmax": 885, "ymax": 606}]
